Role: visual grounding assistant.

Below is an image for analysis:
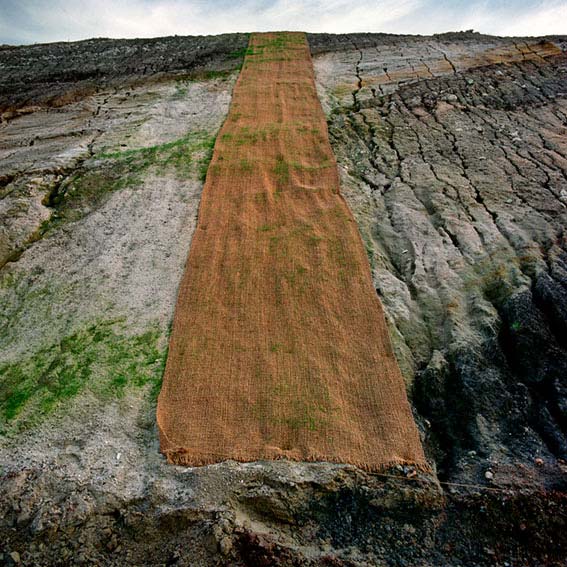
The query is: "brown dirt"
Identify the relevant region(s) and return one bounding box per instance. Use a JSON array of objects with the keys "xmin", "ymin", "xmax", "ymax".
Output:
[{"xmin": 156, "ymin": 32, "xmax": 426, "ymax": 471}]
